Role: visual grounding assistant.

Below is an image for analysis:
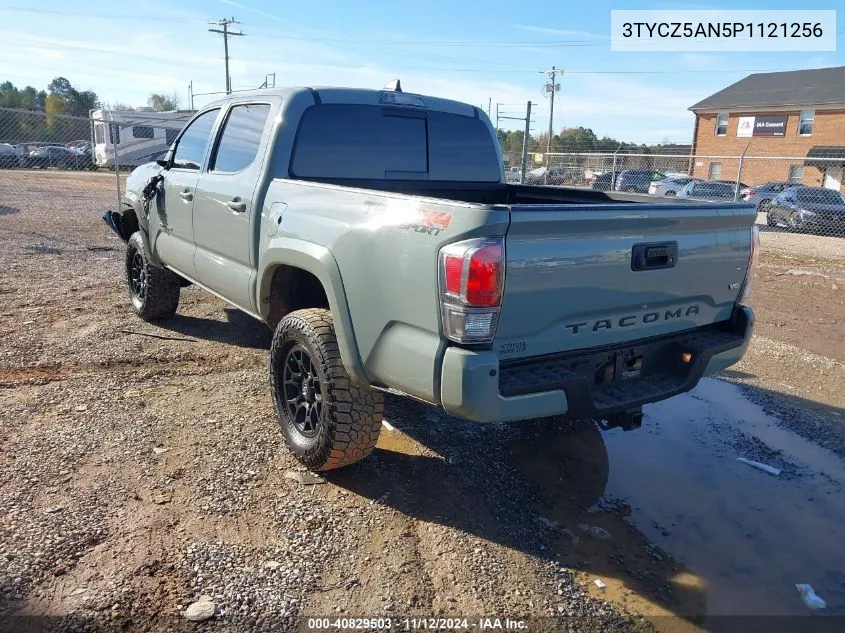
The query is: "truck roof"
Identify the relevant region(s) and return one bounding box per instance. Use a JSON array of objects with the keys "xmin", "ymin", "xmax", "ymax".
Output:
[{"xmin": 205, "ymin": 86, "xmax": 480, "ymax": 118}]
